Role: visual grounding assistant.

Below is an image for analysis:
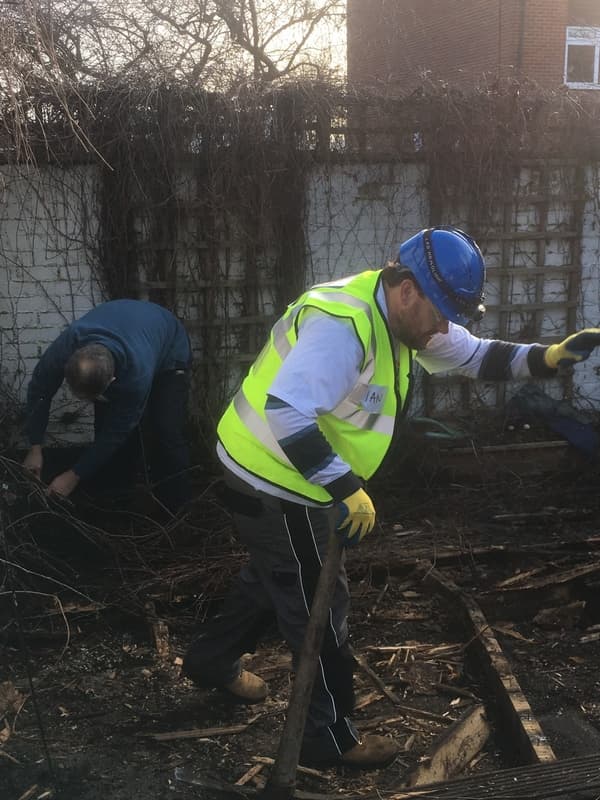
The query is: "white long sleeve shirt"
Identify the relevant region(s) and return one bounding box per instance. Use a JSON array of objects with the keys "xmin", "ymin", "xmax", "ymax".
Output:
[{"xmin": 218, "ymin": 285, "xmax": 543, "ymax": 503}]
